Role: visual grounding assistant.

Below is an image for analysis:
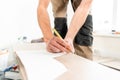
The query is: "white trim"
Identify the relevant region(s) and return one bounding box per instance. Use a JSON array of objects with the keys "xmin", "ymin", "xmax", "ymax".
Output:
[{"xmin": 112, "ymin": 0, "xmax": 118, "ymax": 25}]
